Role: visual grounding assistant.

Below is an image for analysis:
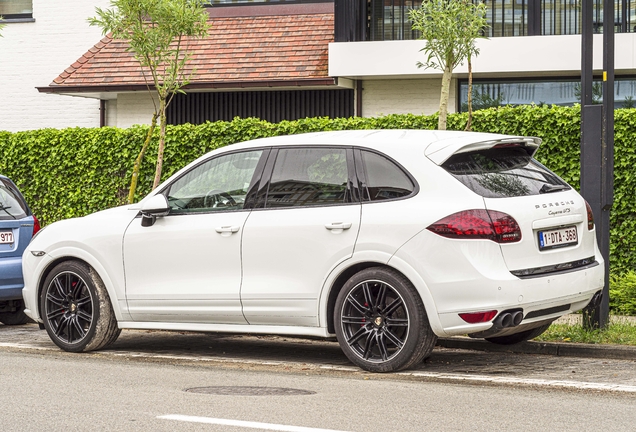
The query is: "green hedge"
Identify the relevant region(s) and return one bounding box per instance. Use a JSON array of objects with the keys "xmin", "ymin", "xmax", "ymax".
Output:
[{"xmin": 0, "ymin": 106, "xmax": 635, "ymax": 274}]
